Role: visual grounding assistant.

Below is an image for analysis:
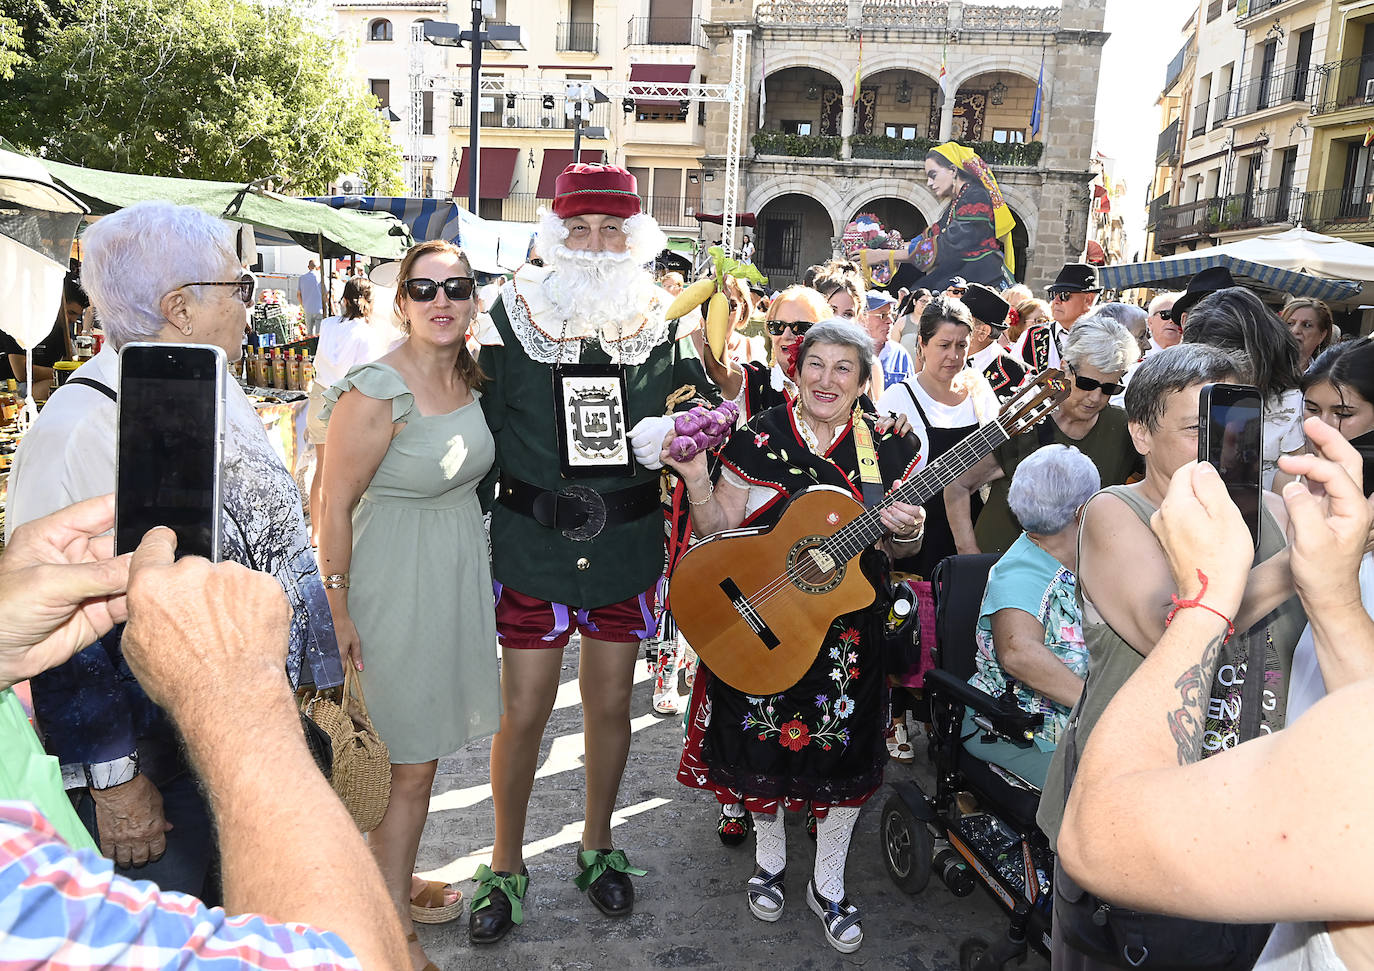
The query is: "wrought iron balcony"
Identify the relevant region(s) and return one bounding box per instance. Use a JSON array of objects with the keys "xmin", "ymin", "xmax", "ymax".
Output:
[
  {"xmin": 1310, "ymin": 53, "xmax": 1374, "ymax": 117},
  {"xmin": 1191, "ymin": 101, "xmax": 1209, "ymax": 137},
  {"xmin": 1164, "ymin": 37, "xmax": 1195, "ymax": 94},
  {"xmin": 626, "ymin": 15, "xmax": 706, "ymax": 46},
  {"xmin": 1303, "ymin": 186, "xmax": 1374, "ymax": 234},
  {"xmin": 556, "ymin": 21, "xmax": 598, "ymax": 53},
  {"xmin": 1155, "ymin": 197, "xmax": 1221, "ymax": 243},
  {"xmin": 1156, "ymin": 118, "xmax": 1181, "ymax": 164},
  {"xmin": 1227, "ymin": 65, "xmax": 1312, "ymax": 120},
  {"xmin": 1210, "ymin": 186, "xmax": 1302, "ymax": 232}
]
